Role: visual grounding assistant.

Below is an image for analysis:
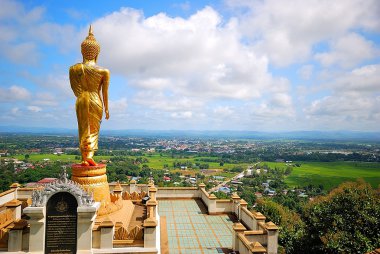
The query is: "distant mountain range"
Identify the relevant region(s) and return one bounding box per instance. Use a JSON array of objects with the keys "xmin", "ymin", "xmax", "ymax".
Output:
[{"xmin": 0, "ymin": 125, "xmax": 379, "ymax": 141}]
